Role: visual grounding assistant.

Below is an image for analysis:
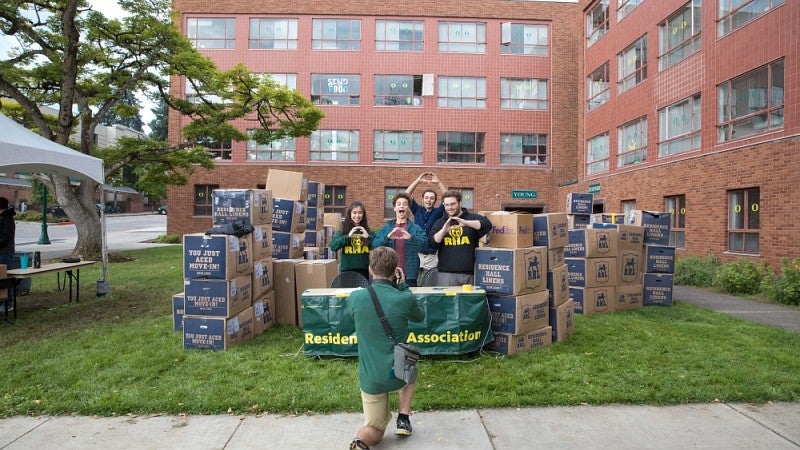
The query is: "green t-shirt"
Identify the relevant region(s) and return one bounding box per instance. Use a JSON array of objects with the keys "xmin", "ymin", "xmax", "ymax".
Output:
[{"xmin": 330, "ymin": 230, "xmax": 374, "ymax": 273}]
